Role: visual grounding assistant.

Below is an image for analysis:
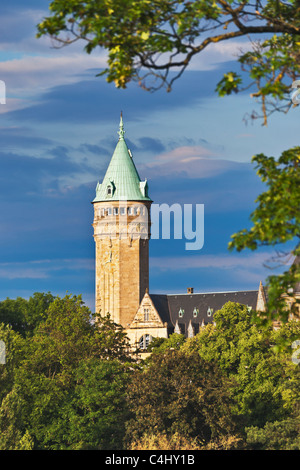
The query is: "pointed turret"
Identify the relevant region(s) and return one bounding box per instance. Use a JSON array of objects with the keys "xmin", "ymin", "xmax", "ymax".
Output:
[
  {"xmin": 256, "ymin": 280, "xmax": 267, "ymax": 312},
  {"xmin": 93, "ymin": 113, "xmax": 151, "ymax": 203}
]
